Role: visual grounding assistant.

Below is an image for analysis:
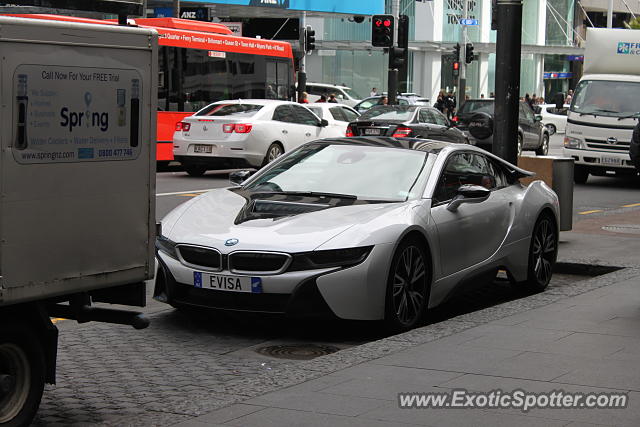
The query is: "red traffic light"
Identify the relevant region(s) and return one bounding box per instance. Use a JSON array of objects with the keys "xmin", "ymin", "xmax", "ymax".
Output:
[
  {"xmin": 453, "ymin": 62, "xmax": 460, "ymax": 70},
  {"xmin": 375, "ymin": 19, "xmax": 382, "ymax": 27},
  {"xmin": 383, "ymin": 19, "xmax": 391, "ymax": 27}
]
